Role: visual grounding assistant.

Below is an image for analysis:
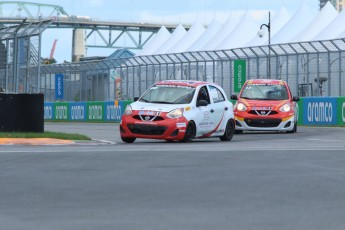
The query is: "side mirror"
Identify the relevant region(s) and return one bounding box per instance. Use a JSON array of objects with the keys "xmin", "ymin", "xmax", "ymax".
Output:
[
  {"xmin": 292, "ymin": 96, "xmax": 299, "ymax": 102},
  {"xmin": 230, "ymin": 95, "xmax": 238, "ymax": 100},
  {"xmin": 134, "ymin": 97, "xmax": 139, "ymax": 102},
  {"xmin": 197, "ymin": 99, "xmax": 209, "ymax": 107}
]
